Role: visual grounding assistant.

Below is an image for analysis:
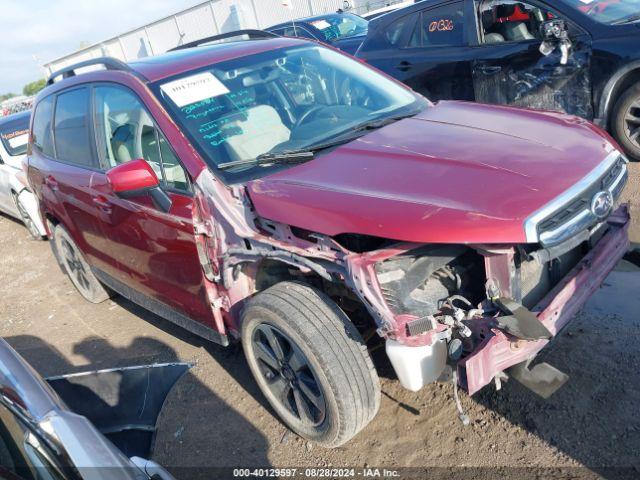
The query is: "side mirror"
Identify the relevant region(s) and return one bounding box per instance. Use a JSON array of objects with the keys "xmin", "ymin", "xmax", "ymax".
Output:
[
  {"xmin": 540, "ymin": 19, "xmax": 568, "ymax": 41},
  {"xmin": 106, "ymin": 159, "xmax": 172, "ymax": 212},
  {"xmin": 539, "ymin": 19, "xmax": 572, "ymax": 65}
]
